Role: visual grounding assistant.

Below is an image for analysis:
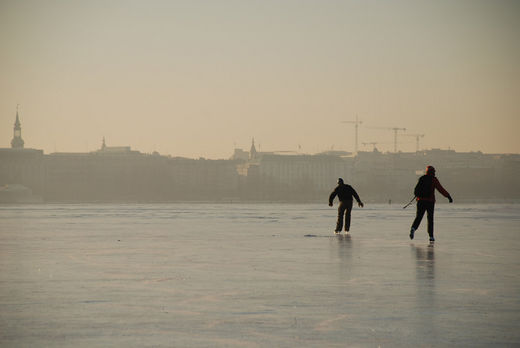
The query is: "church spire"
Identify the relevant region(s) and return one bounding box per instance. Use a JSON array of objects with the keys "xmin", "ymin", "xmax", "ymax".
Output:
[
  {"xmin": 249, "ymin": 137, "xmax": 257, "ymax": 160},
  {"xmin": 11, "ymin": 105, "xmax": 24, "ymax": 149}
]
